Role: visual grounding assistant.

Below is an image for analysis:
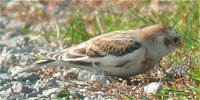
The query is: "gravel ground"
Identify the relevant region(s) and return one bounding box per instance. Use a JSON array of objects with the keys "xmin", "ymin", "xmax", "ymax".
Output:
[{"xmin": 0, "ymin": 15, "xmax": 115, "ymax": 99}]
